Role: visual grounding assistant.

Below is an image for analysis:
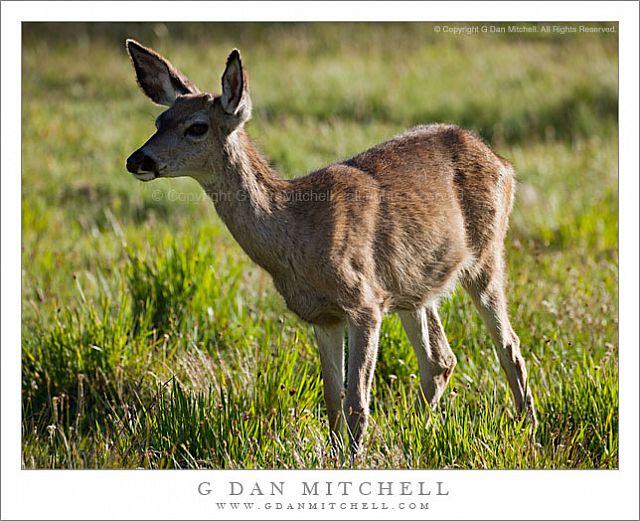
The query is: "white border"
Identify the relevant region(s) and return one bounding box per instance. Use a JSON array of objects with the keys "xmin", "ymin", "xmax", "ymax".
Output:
[{"xmin": 2, "ymin": 2, "xmax": 638, "ymax": 520}]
